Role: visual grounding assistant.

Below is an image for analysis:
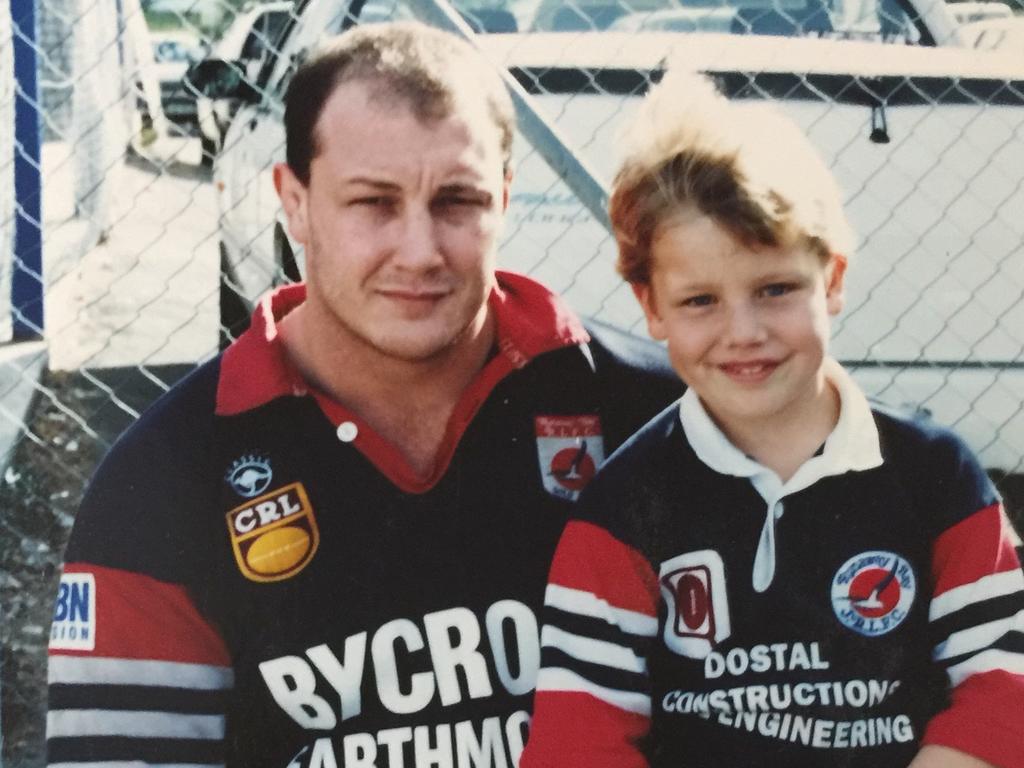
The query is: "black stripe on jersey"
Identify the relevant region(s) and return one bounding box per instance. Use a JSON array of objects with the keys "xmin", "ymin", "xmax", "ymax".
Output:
[
  {"xmin": 544, "ymin": 605, "xmax": 653, "ymax": 656},
  {"xmin": 541, "ymin": 645, "xmax": 649, "ymax": 694},
  {"xmin": 48, "ymin": 682, "xmax": 229, "ymax": 714},
  {"xmin": 47, "ymin": 735, "xmax": 223, "ymax": 764},
  {"xmin": 937, "ymin": 630, "xmax": 1024, "ymax": 671},
  {"xmin": 931, "ymin": 590, "xmax": 1024, "ymax": 646}
]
